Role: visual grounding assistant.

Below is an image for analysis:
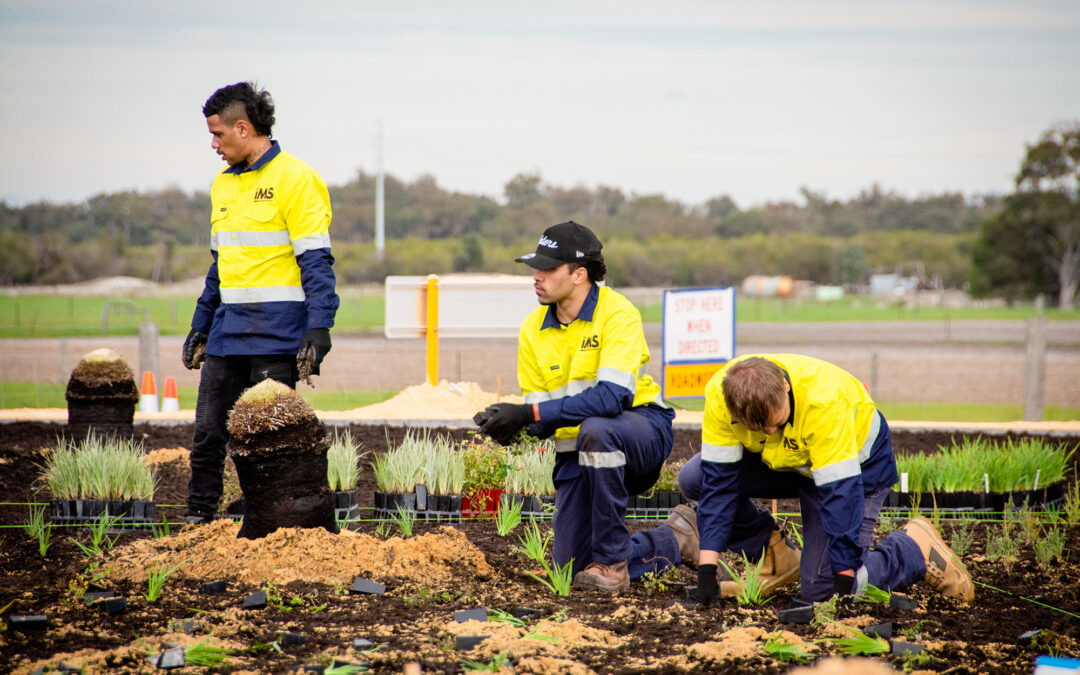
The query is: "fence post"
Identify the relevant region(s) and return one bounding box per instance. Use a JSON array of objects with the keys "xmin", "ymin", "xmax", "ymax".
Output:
[
  {"xmin": 1023, "ymin": 296, "xmax": 1046, "ymax": 421},
  {"xmin": 425, "ymin": 276, "xmax": 439, "ymax": 385},
  {"xmin": 139, "ymin": 321, "xmax": 160, "ymax": 394}
]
